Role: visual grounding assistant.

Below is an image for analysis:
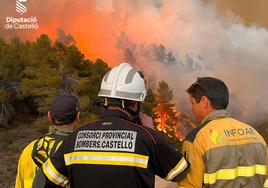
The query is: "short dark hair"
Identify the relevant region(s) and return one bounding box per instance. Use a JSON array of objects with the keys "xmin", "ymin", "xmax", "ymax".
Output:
[{"xmin": 186, "ymin": 77, "xmax": 229, "ymax": 109}]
